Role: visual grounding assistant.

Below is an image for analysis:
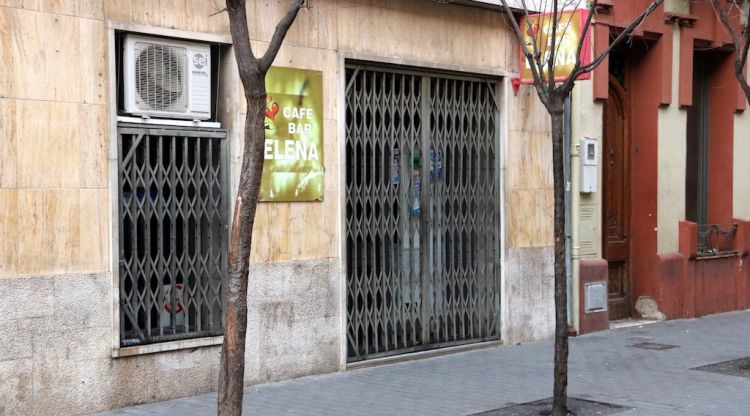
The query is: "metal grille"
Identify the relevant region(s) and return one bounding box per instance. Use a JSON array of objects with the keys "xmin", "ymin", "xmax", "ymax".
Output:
[
  {"xmin": 134, "ymin": 43, "xmax": 188, "ymax": 111},
  {"xmin": 345, "ymin": 65, "xmax": 501, "ymax": 362},
  {"xmin": 697, "ymin": 223, "xmax": 738, "ymax": 257},
  {"xmin": 118, "ymin": 124, "xmax": 228, "ymax": 346}
]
